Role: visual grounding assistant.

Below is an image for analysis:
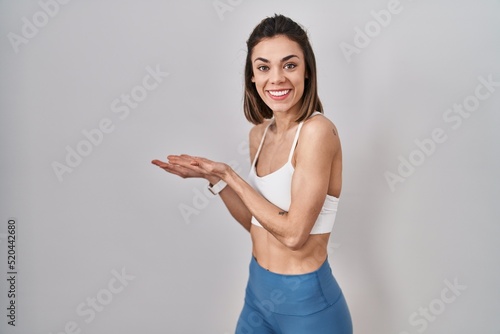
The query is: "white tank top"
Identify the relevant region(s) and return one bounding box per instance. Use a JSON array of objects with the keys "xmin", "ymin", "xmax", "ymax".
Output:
[{"xmin": 247, "ymin": 112, "xmax": 339, "ymax": 234}]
